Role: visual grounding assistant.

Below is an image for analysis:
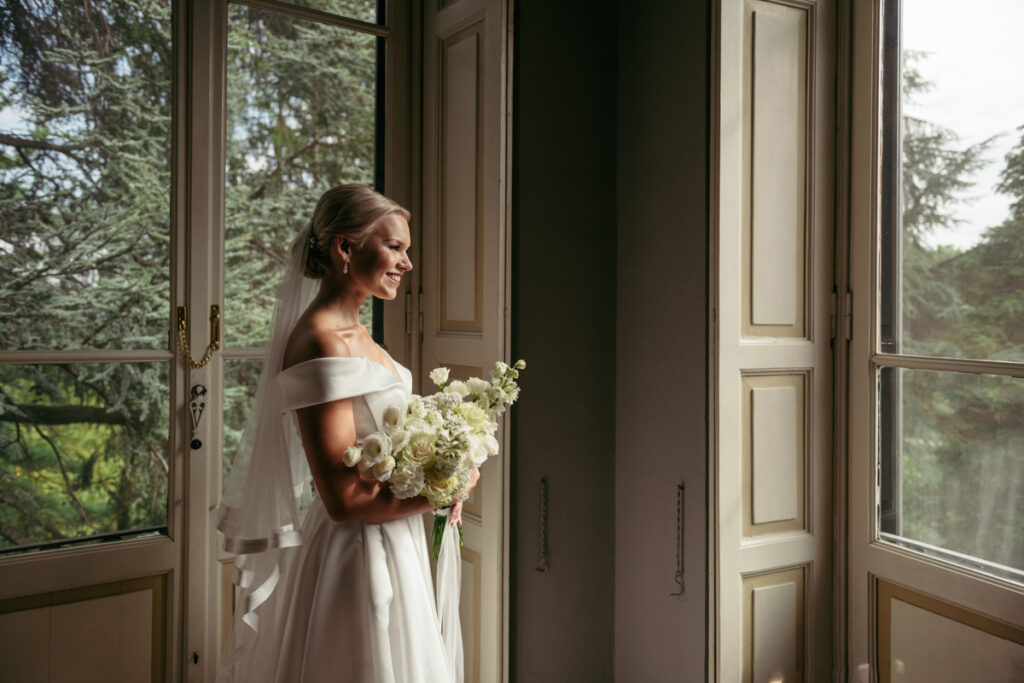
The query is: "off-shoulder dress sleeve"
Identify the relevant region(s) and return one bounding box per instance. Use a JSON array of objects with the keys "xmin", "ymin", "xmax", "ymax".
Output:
[{"xmin": 276, "ymin": 356, "xmax": 412, "ymax": 426}]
